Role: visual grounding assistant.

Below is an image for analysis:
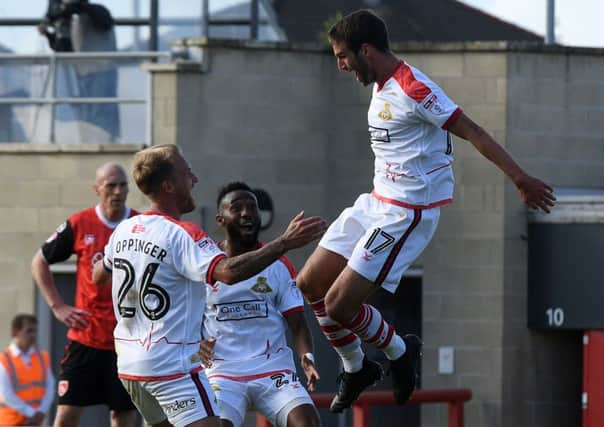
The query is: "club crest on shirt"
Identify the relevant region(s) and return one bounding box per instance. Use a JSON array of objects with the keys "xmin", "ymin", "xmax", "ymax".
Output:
[
  {"xmin": 58, "ymin": 380, "xmax": 69, "ymax": 397},
  {"xmin": 84, "ymin": 234, "xmax": 95, "ymax": 245},
  {"xmin": 378, "ymin": 102, "xmax": 393, "ymax": 121},
  {"xmin": 251, "ymin": 277, "xmax": 272, "ymax": 293}
]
